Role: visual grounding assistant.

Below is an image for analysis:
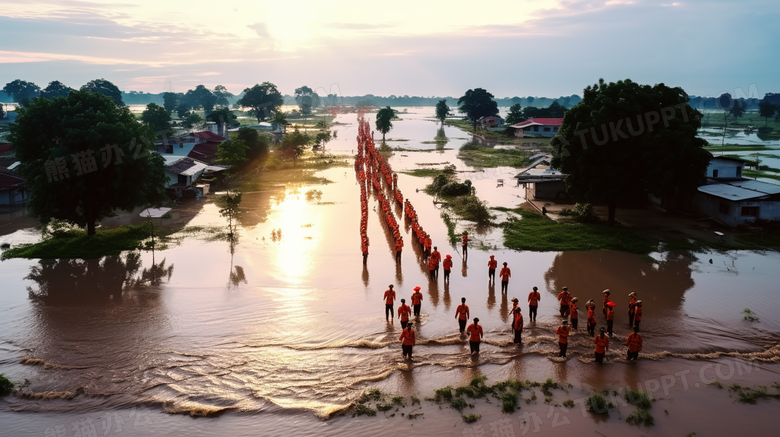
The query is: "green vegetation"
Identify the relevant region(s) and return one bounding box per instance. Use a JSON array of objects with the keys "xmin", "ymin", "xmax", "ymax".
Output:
[
  {"xmin": 458, "ymin": 144, "xmax": 533, "ymax": 168},
  {"xmin": 501, "ymin": 392, "xmax": 518, "ymax": 413},
  {"xmin": 411, "ymin": 396, "xmax": 420, "ymax": 406},
  {"xmin": 626, "ymin": 409, "xmax": 655, "ymax": 426},
  {"xmin": 744, "ymin": 170, "xmax": 780, "ymax": 182},
  {"xmin": 375, "ymin": 403, "xmax": 394, "ymax": 412},
  {"xmin": 360, "ymin": 389, "xmax": 382, "ymax": 402},
  {"xmin": 401, "ymin": 168, "xmax": 445, "ymax": 178},
  {"xmin": 562, "ymin": 399, "xmax": 575, "ymax": 408},
  {"xmin": 0, "ymin": 374, "xmax": 13, "ymax": 396},
  {"xmin": 559, "ymin": 203, "xmax": 599, "ymax": 223},
  {"xmin": 391, "ymin": 396, "xmax": 405, "ymax": 406},
  {"xmin": 704, "ymin": 145, "xmax": 769, "ymax": 152},
  {"xmin": 462, "ymin": 414, "xmax": 482, "ymax": 423},
  {"xmin": 743, "ymin": 308, "xmax": 759, "ymax": 322},
  {"xmin": 586, "ymin": 393, "xmax": 612, "ymax": 416},
  {"xmin": 541, "ymin": 379, "xmax": 561, "ymax": 397},
  {"xmin": 450, "ymin": 397, "xmax": 469, "ymax": 412},
  {"xmin": 730, "ymin": 384, "xmax": 780, "ymax": 404},
  {"xmin": 434, "ymin": 386, "xmax": 454, "ymax": 402},
  {"xmin": 501, "ymin": 208, "xmax": 655, "ymax": 254},
  {"xmin": 2, "ymin": 223, "xmax": 157, "ymax": 260},
  {"xmin": 709, "ymin": 381, "xmax": 723, "ymax": 389},
  {"xmin": 448, "ymin": 196, "xmax": 494, "ymax": 224},
  {"xmin": 354, "ymin": 404, "xmax": 376, "ymax": 417},
  {"xmin": 624, "ymin": 390, "xmax": 652, "ymax": 410}
]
